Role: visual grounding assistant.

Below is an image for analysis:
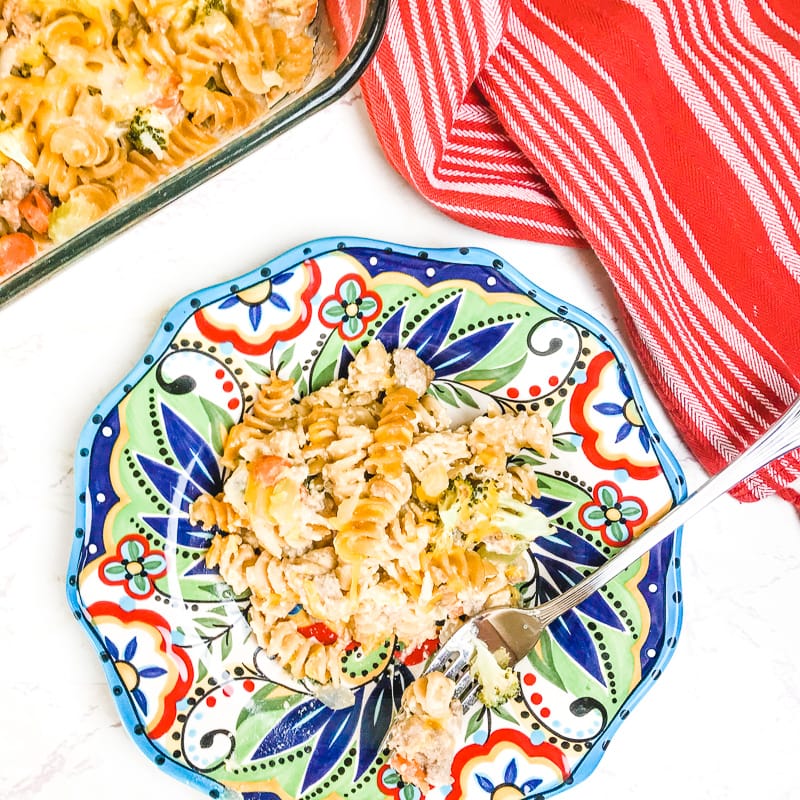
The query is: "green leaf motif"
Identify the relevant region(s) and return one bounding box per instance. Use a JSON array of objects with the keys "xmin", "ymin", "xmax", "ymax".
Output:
[
  {"xmin": 599, "ymin": 485, "xmax": 616, "ymax": 507},
  {"xmin": 457, "ymin": 354, "xmax": 527, "ymax": 393},
  {"xmin": 452, "ymin": 383, "xmax": 479, "ymax": 409},
  {"xmin": 547, "ymin": 399, "xmax": 565, "ymax": 426},
  {"xmin": 401, "ymin": 783, "xmax": 417, "ymax": 800},
  {"xmin": 235, "ymin": 685, "xmax": 301, "ymax": 729},
  {"xmin": 465, "ymin": 707, "xmax": 485, "ymax": 739},
  {"xmin": 381, "ymin": 770, "xmax": 400, "ymax": 788},
  {"xmin": 527, "ymin": 630, "xmax": 567, "ymax": 692},
  {"xmin": 430, "ymin": 383, "xmax": 458, "ymax": 408},
  {"xmin": 200, "ymin": 397, "xmax": 234, "ymax": 456},
  {"xmin": 277, "ymin": 343, "xmax": 296, "ymax": 374},
  {"xmin": 312, "ymin": 357, "xmax": 337, "ymax": 392},
  {"xmin": 552, "ymin": 435, "xmax": 578, "ymax": 453},
  {"xmin": 343, "ymin": 279, "xmax": 358, "ymax": 304},
  {"xmin": 492, "ymin": 704, "xmax": 517, "ymax": 724},
  {"xmin": 245, "ymin": 359, "xmax": 270, "ymax": 378},
  {"xmin": 221, "ymin": 628, "xmax": 234, "ymax": 660},
  {"xmin": 360, "ymin": 296, "xmax": 378, "ymax": 314},
  {"xmin": 321, "ymin": 303, "xmax": 344, "ymax": 325}
]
